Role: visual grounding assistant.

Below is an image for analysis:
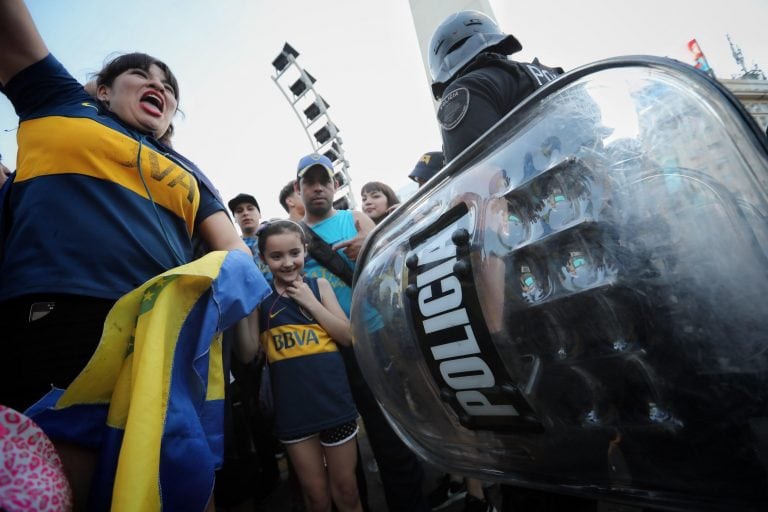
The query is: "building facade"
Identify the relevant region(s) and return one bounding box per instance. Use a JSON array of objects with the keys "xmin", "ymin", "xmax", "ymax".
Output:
[{"xmin": 721, "ymin": 78, "xmax": 768, "ymax": 133}]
